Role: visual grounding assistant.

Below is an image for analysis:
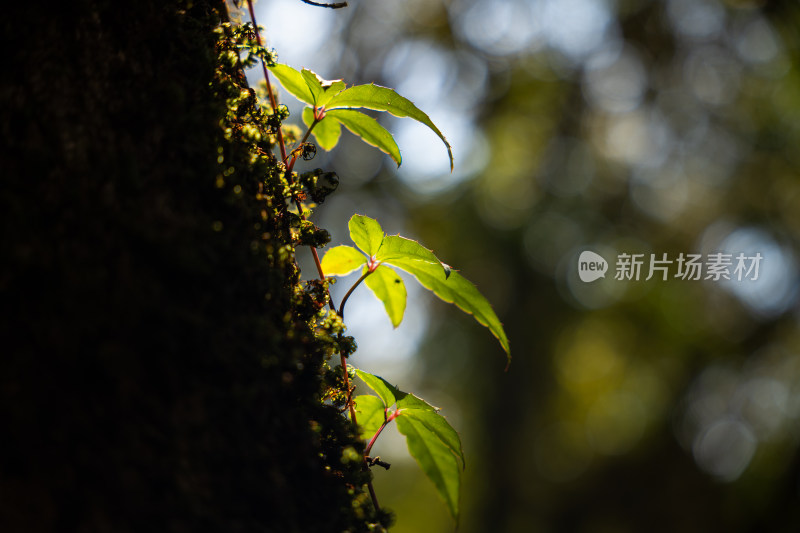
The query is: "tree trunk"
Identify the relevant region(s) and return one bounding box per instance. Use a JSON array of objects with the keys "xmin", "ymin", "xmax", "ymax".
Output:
[{"xmin": 1, "ymin": 2, "xmax": 369, "ymax": 531}]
